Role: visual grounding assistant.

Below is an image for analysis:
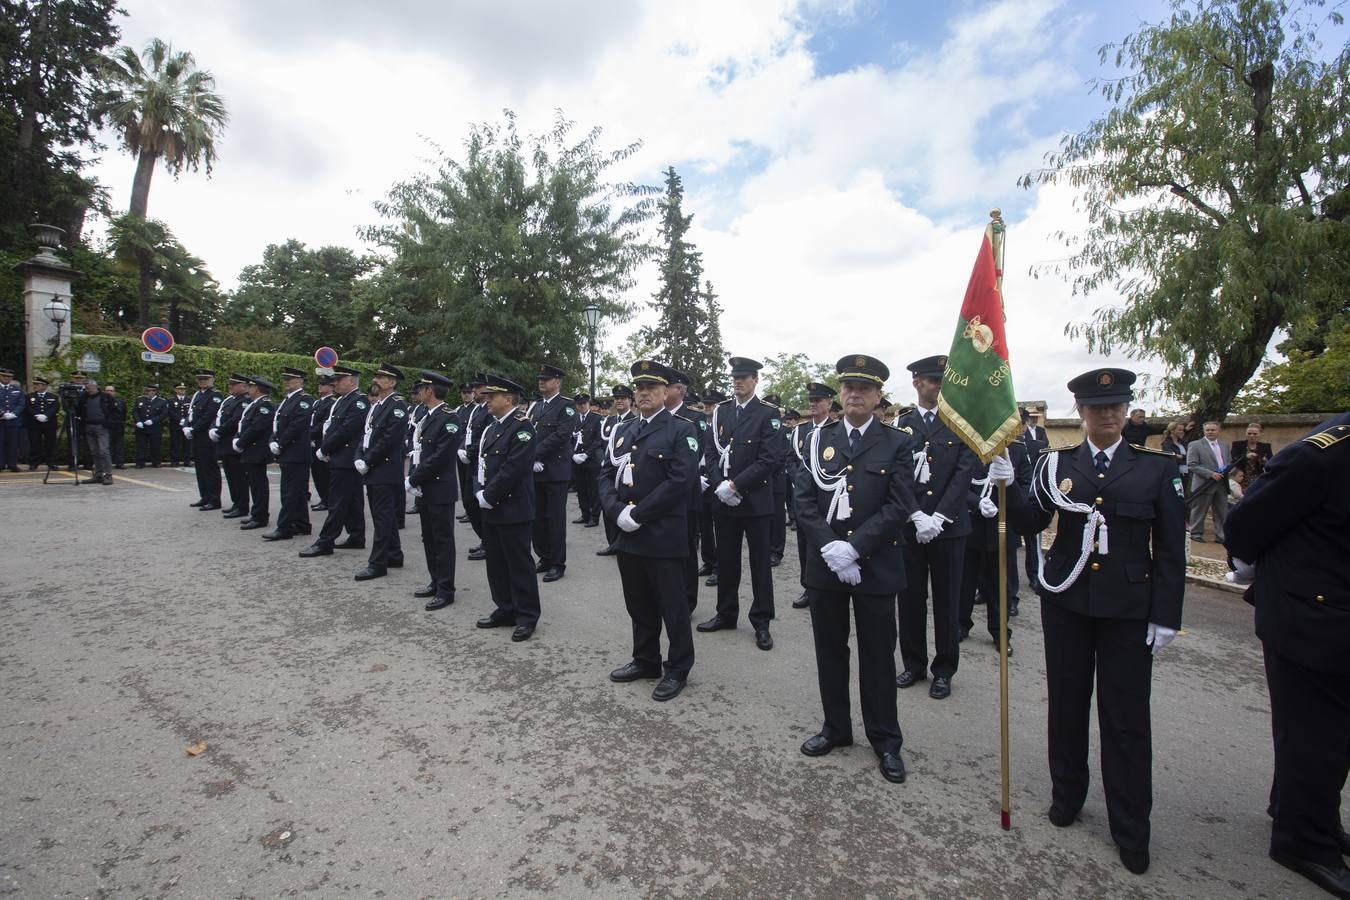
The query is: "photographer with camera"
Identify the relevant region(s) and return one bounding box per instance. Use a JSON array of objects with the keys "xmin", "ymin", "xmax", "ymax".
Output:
[{"xmin": 78, "ymin": 379, "xmax": 114, "ymax": 484}]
